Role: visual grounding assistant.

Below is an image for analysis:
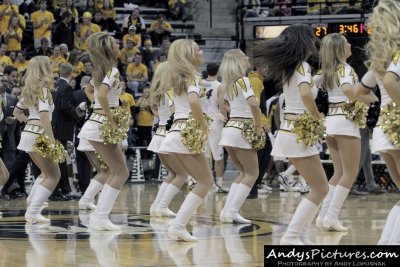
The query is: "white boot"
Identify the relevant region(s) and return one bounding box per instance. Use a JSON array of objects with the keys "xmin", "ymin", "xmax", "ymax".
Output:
[
  {"xmin": 25, "ymin": 185, "xmax": 52, "ymax": 223},
  {"xmin": 316, "ymin": 184, "xmax": 335, "ymax": 228},
  {"xmin": 150, "ymin": 182, "xmax": 169, "ymax": 216},
  {"xmin": 388, "ymin": 209, "xmax": 400, "ymax": 245},
  {"xmin": 168, "ymin": 192, "xmax": 203, "ymax": 242},
  {"xmin": 90, "ymin": 184, "xmax": 121, "ymax": 231},
  {"xmin": 220, "ymin": 183, "xmax": 238, "ymax": 222},
  {"xmin": 221, "ymin": 183, "xmax": 251, "ymax": 224},
  {"xmin": 323, "ymin": 185, "xmax": 349, "ymax": 232},
  {"xmin": 281, "ymin": 198, "xmax": 319, "ymax": 245},
  {"xmin": 27, "ymin": 176, "xmax": 44, "ymax": 205},
  {"xmin": 378, "ymin": 205, "xmax": 400, "ymax": 245},
  {"xmin": 79, "ymin": 179, "xmax": 103, "ymax": 210},
  {"xmin": 156, "ymin": 184, "xmax": 179, "ymax": 217}
]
